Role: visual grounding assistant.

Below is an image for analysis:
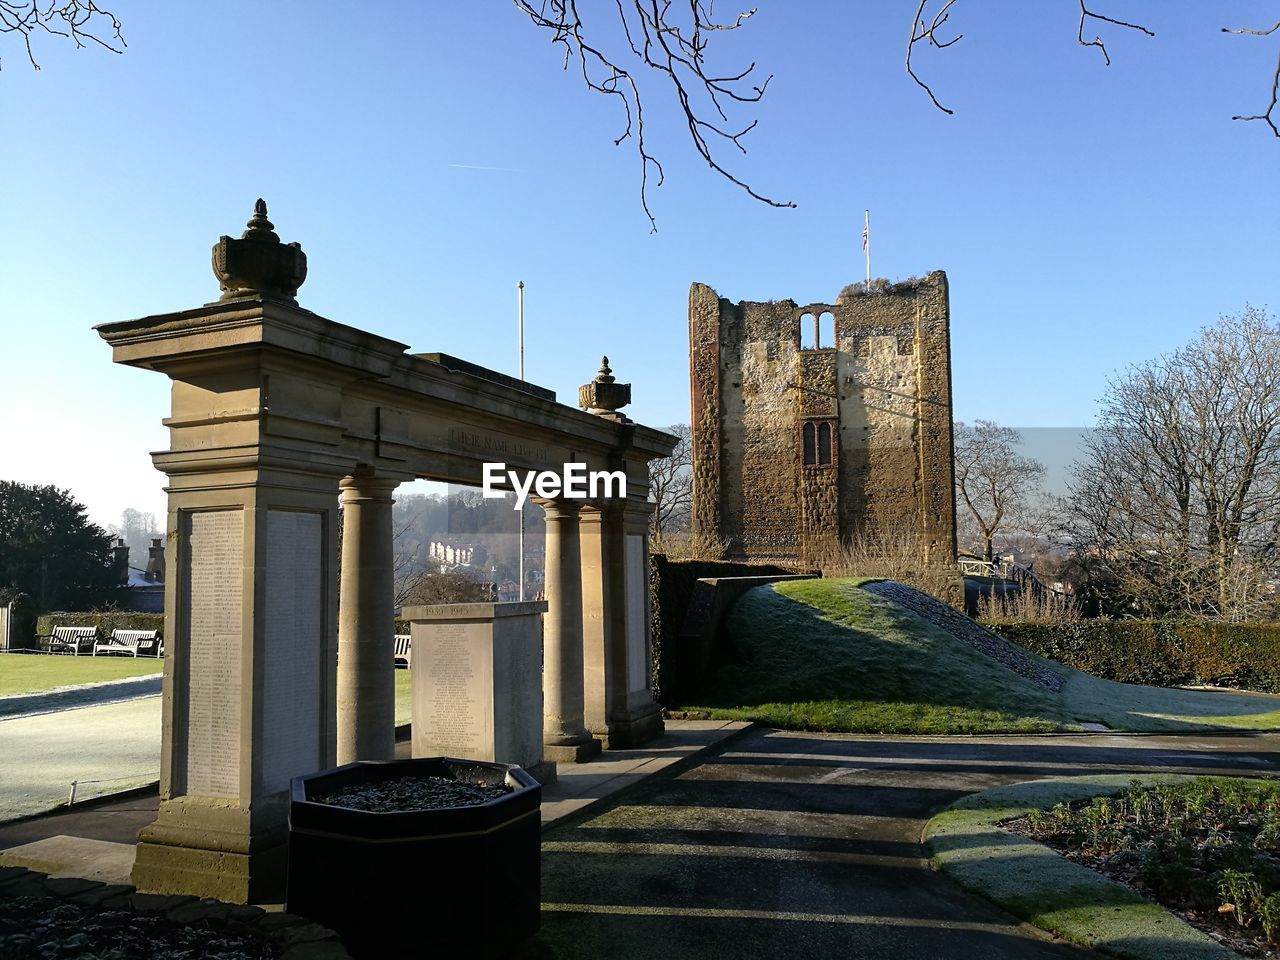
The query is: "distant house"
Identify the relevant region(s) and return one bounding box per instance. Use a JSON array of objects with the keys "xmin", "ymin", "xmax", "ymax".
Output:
[
  {"xmin": 113, "ymin": 537, "xmax": 165, "ymax": 612},
  {"xmin": 428, "ymin": 536, "xmax": 487, "ymax": 568}
]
